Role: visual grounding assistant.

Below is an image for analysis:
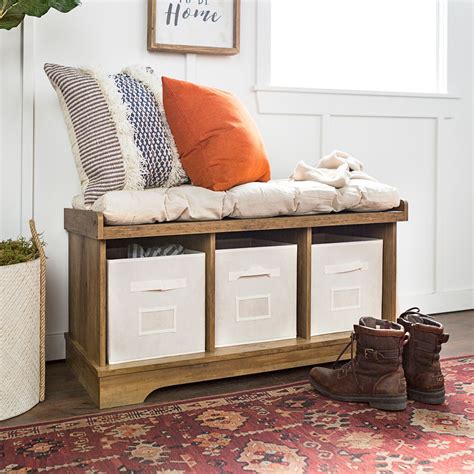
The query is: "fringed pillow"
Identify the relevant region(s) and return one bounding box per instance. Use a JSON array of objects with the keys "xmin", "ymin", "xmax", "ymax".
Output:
[{"xmin": 44, "ymin": 64, "xmax": 187, "ymax": 205}]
